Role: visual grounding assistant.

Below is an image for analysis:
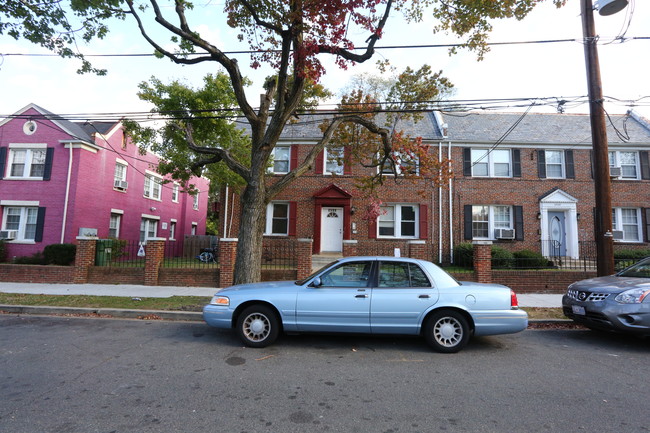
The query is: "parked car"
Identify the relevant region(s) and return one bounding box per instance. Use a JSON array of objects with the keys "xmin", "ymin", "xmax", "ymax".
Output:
[
  {"xmin": 562, "ymin": 257, "xmax": 650, "ymax": 335},
  {"xmin": 203, "ymin": 256, "xmax": 527, "ymax": 352}
]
